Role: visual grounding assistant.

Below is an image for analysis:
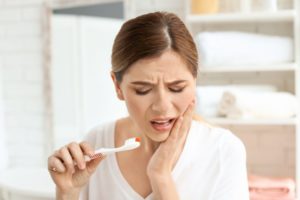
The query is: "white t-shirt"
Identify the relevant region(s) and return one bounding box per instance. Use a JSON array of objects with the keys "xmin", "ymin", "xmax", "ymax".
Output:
[{"xmin": 80, "ymin": 120, "xmax": 249, "ymax": 200}]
